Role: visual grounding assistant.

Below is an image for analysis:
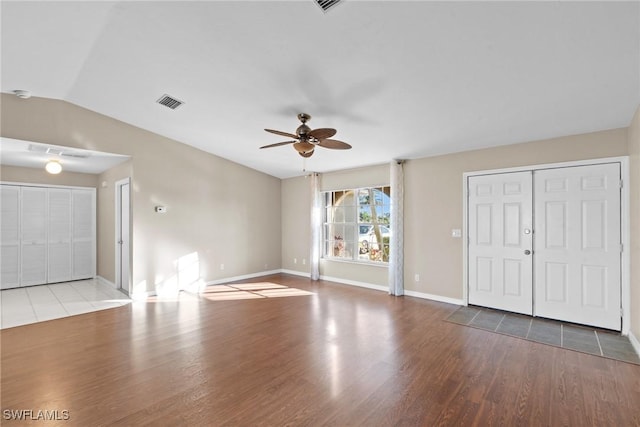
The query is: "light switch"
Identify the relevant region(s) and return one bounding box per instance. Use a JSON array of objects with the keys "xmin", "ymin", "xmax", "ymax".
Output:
[{"xmin": 451, "ymin": 229, "xmax": 462, "ymax": 238}]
